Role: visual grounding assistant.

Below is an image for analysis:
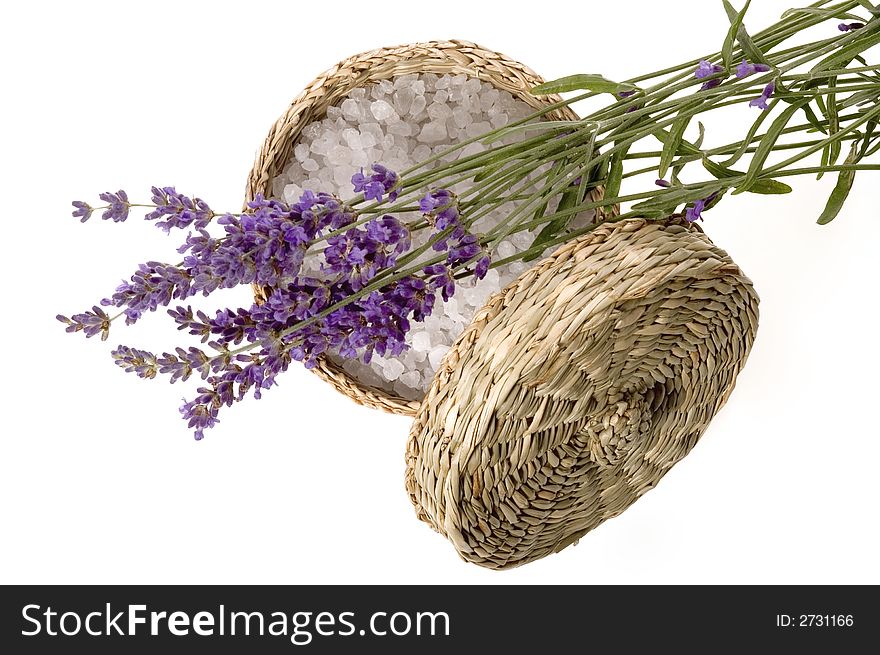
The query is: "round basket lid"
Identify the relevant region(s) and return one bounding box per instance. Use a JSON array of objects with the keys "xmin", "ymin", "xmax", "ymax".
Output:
[{"xmin": 406, "ymin": 218, "xmax": 759, "ymax": 569}]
